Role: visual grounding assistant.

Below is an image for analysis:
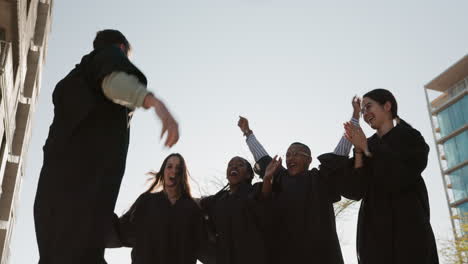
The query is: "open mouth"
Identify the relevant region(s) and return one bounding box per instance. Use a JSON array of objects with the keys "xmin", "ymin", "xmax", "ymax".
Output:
[
  {"xmin": 287, "ymin": 163, "xmax": 296, "ymax": 169},
  {"xmin": 169, "ymin": 176, "xmax": 177, "ymax": 183},
  {"xmin": 229, "ymin": 170, "xmax": 239, "ymax": 177}
]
